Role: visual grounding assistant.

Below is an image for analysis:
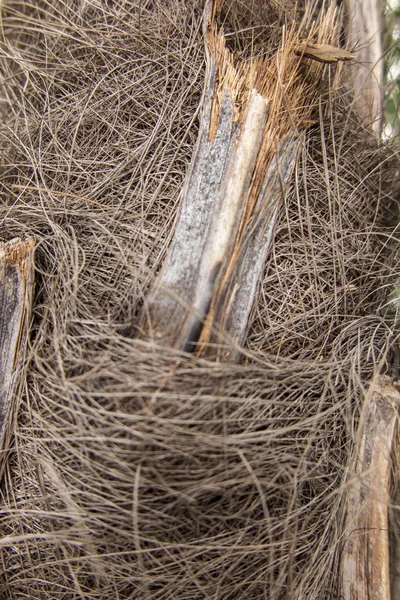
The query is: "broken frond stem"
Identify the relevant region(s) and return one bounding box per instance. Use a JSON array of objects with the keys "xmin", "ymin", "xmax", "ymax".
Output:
[
  {"xmin": 341, "ymin": 376, "xmax": 399, "ymax": 600},
  {"xmin": 0, "ymin": 237, "xmax": 35, "ymax": 478},
  {"xmin": 138, "ymin": 2, "xmax": 353, "ymax": 356}
]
